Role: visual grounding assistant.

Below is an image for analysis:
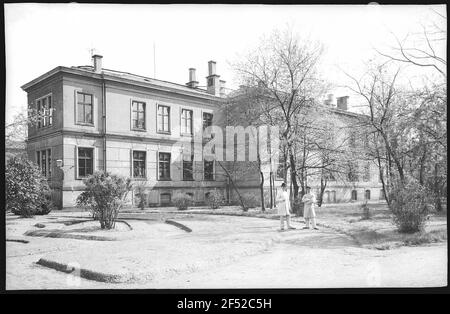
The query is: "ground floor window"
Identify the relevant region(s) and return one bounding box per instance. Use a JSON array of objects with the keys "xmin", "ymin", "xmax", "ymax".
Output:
[
  {"xmin": 380, "ymin": 189, "xmax": 386, "ymax": 200},
  {"xmin": 183, "ymin": 155, "xmax": 194, "ymax": 181},
  {"xmin": 158, "ymin": 152, "xmax": 171, "ymax": 180},
  {"xmin": 160, "ymin": 193, "xmax": 171, "ymax": 205},
  {"xmin": 36, "ymin": 148, "xmax": 52, "ymax": 178},
  {"xmin": 132, "ymin": 150, "xmax": 146, "ymax": 178},
  {"xmin": 78, "ymin": 147, "xmax": 94, "ymax": 178},
  {"xmin": 365, "ymin": 189, "xmax": 371, "ymax": 200},
  {"xmin": 204, "ymin": 160, "xmax": 214, "ymax": 181},
  {"xmin": 351, "ymin": 190, "xmax": 357, "ymax": 201}
]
